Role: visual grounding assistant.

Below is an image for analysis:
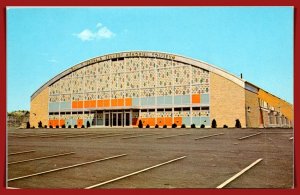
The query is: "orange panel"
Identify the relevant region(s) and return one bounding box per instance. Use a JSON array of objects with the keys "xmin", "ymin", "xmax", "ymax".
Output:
[
  {"xmin": 103, "ymin": 99, "xmax": 110, "ymax": 107},
  {"xmin": 78, "ymin": 101, "xmax": 84, "ymax": 108},
  {"xmin": 192, "ymin": 94, "xmax": 201, "ymax": 104},
  {"xmin": 97, "ymin": 99, "xmax": 103, "ymax": 107},
  {"xmin": 174, "ymin": 117, "xmax": 182, "ymax": 126},
  {"xmin": 84, "ymin": 100, "xmax": 90, "ymax": 108},
  {"xmin": 165, "ymin": 117, "xmax": 172, "ymax": 126},
  {"xmin": 77, "ymin": 119, "xmax": 83, "ymax": 128},
  {"xmin": 142, "ymin": 118, "xmax": 148, "ymax": 126},
  {"xmin": 48, "ymin": 120, "xmax": 53, "ymax": 127},
  {"xmin": 147, "ymin": 118, "xmax": 155, "ymax": 126},
  {"xmin": 125, "ymin": 98, "xmax": 132, "ymax": 106},
  {"xmin": 111, "ymin": 99, "xmax": 118, "ymax": 107},
  {"xmin": 72, "ymin": 101, "xmax": 78, "ymax": 108},
  {"xmin": 90, "ymin": 100, "xmax": 96, "ymax": 108},
  {"xmin": 53, "ymin": 119, "xmax": 59, "ymax": 128},
  {"xmin": 157, "ymin": 117, "xmax": 165, "ymax": 126},
  {"xmin": 59, "ymin": 120, "xmax": 65, "ymax": 126},
  {"xmin": 132, "ymin": 118, "xmax": 138, "ymax": 126},
  {"xmin": 117, "ymin": 99, "xmax": 124, "ymax": 106}
]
